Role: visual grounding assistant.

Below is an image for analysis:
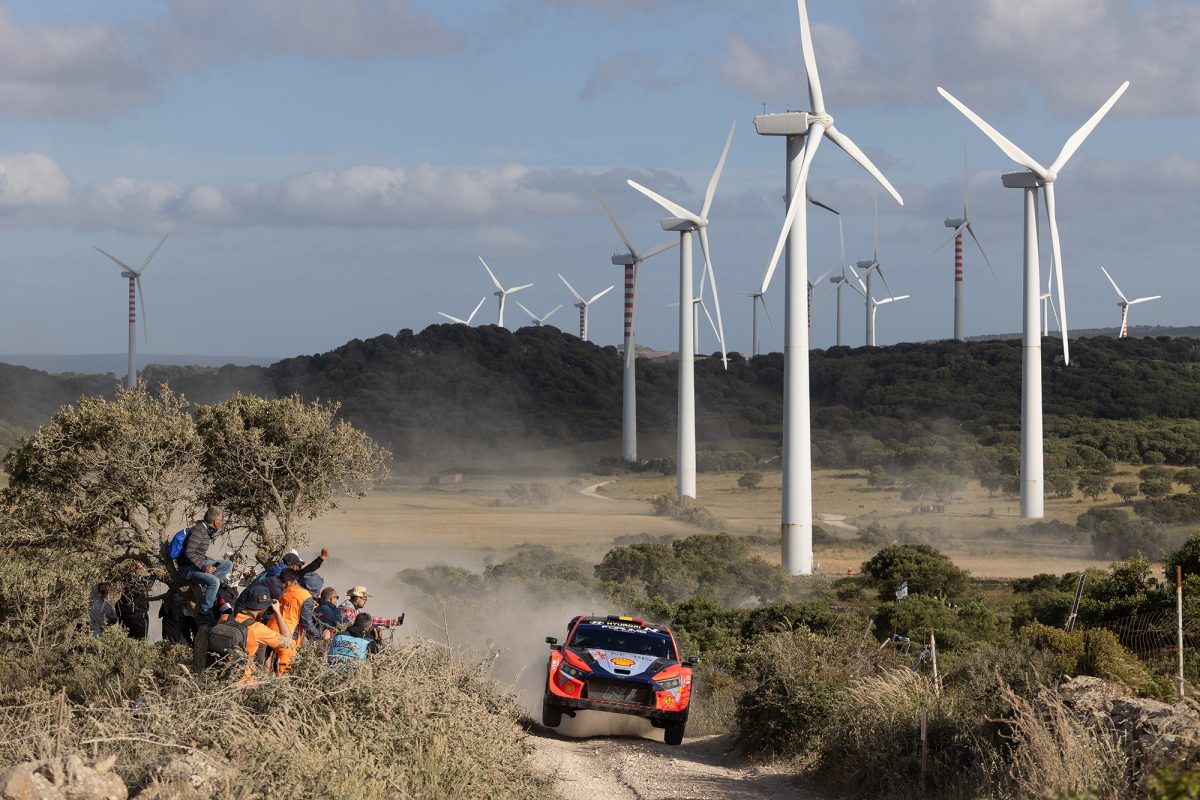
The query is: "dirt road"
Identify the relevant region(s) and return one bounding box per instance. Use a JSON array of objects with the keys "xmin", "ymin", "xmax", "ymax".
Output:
[{"xmin": 528, "ymin": 724, "xmax": 813, "ymax": 799}]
